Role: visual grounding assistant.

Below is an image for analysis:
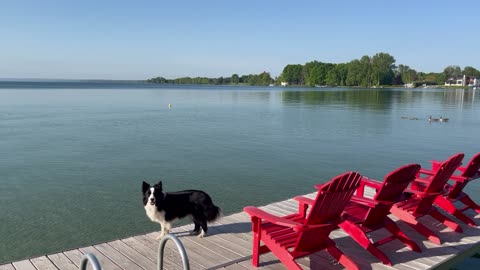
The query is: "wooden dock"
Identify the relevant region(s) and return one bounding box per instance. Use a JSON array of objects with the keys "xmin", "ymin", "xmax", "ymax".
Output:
[{"xmin": 2, "ymin": 190, "xmax": 480, "ymax": 270}]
